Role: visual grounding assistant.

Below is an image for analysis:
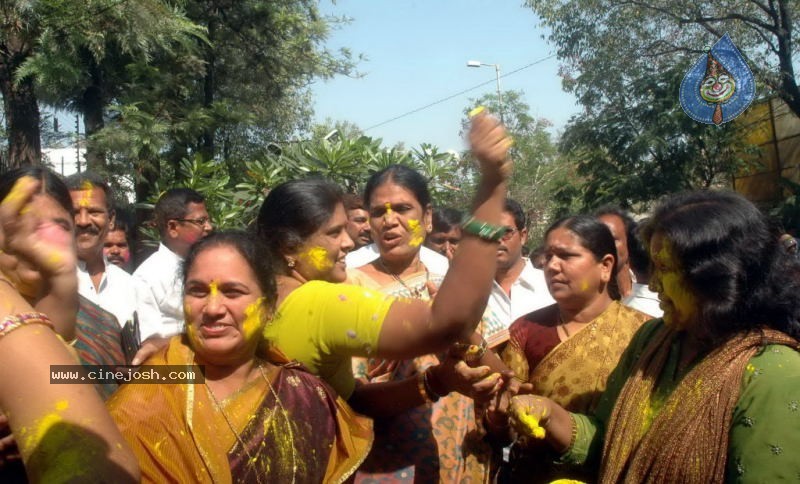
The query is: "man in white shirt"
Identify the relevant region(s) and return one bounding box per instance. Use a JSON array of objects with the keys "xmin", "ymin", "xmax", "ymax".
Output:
[
  {"xmin": 483, "ymin": 199, "xmax": 554, "ymax": 348},
  {"xmin": 133, "ymin": 188, "xmax": 212, "ymax": 340},
  {"xmin": 66, "ymin": 173, "xmax": 135, "ymax": 327}
]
